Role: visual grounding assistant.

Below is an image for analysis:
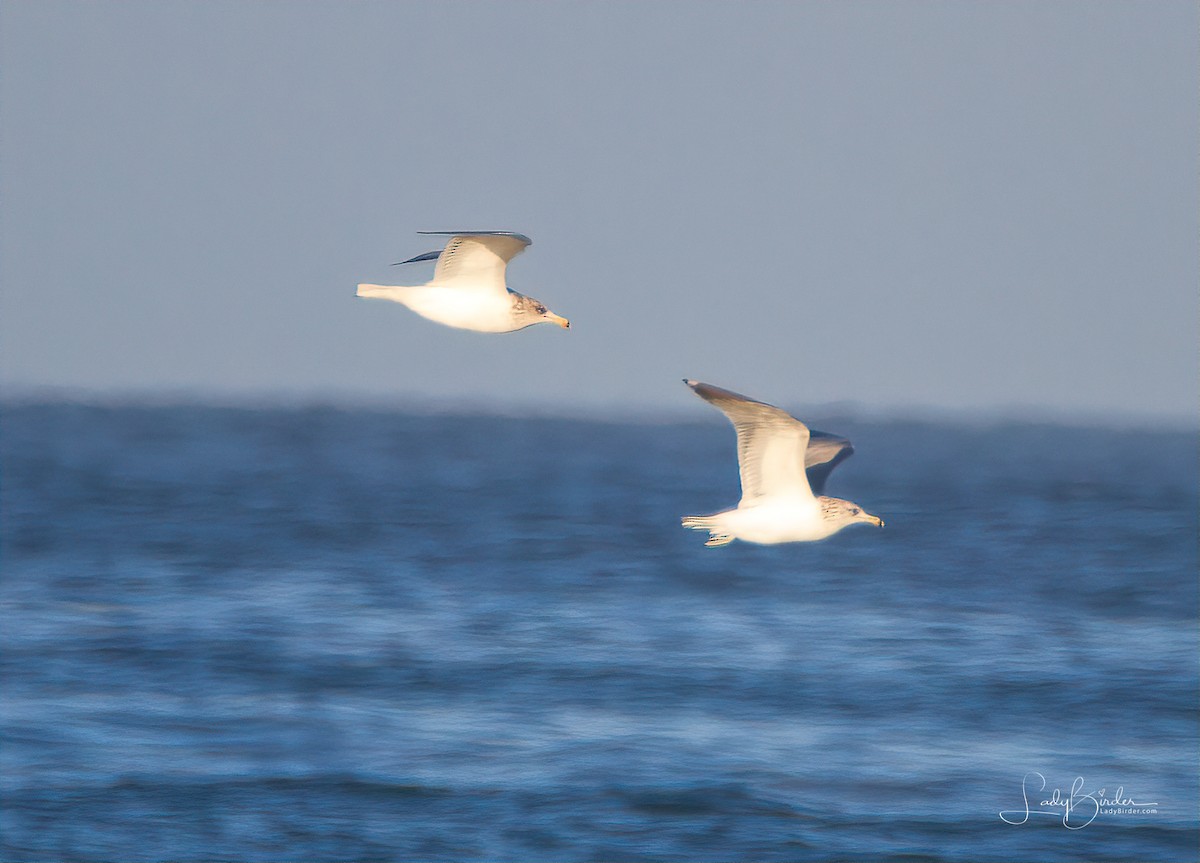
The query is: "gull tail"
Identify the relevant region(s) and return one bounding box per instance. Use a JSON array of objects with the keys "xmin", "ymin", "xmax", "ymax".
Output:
[
  {"xmin": 681, "ymin": 515, "xmax": 734, "ymax": 548},
  {"xmin": 356, "ymin": 284, "xmax": 417, "ymax": 303}
]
